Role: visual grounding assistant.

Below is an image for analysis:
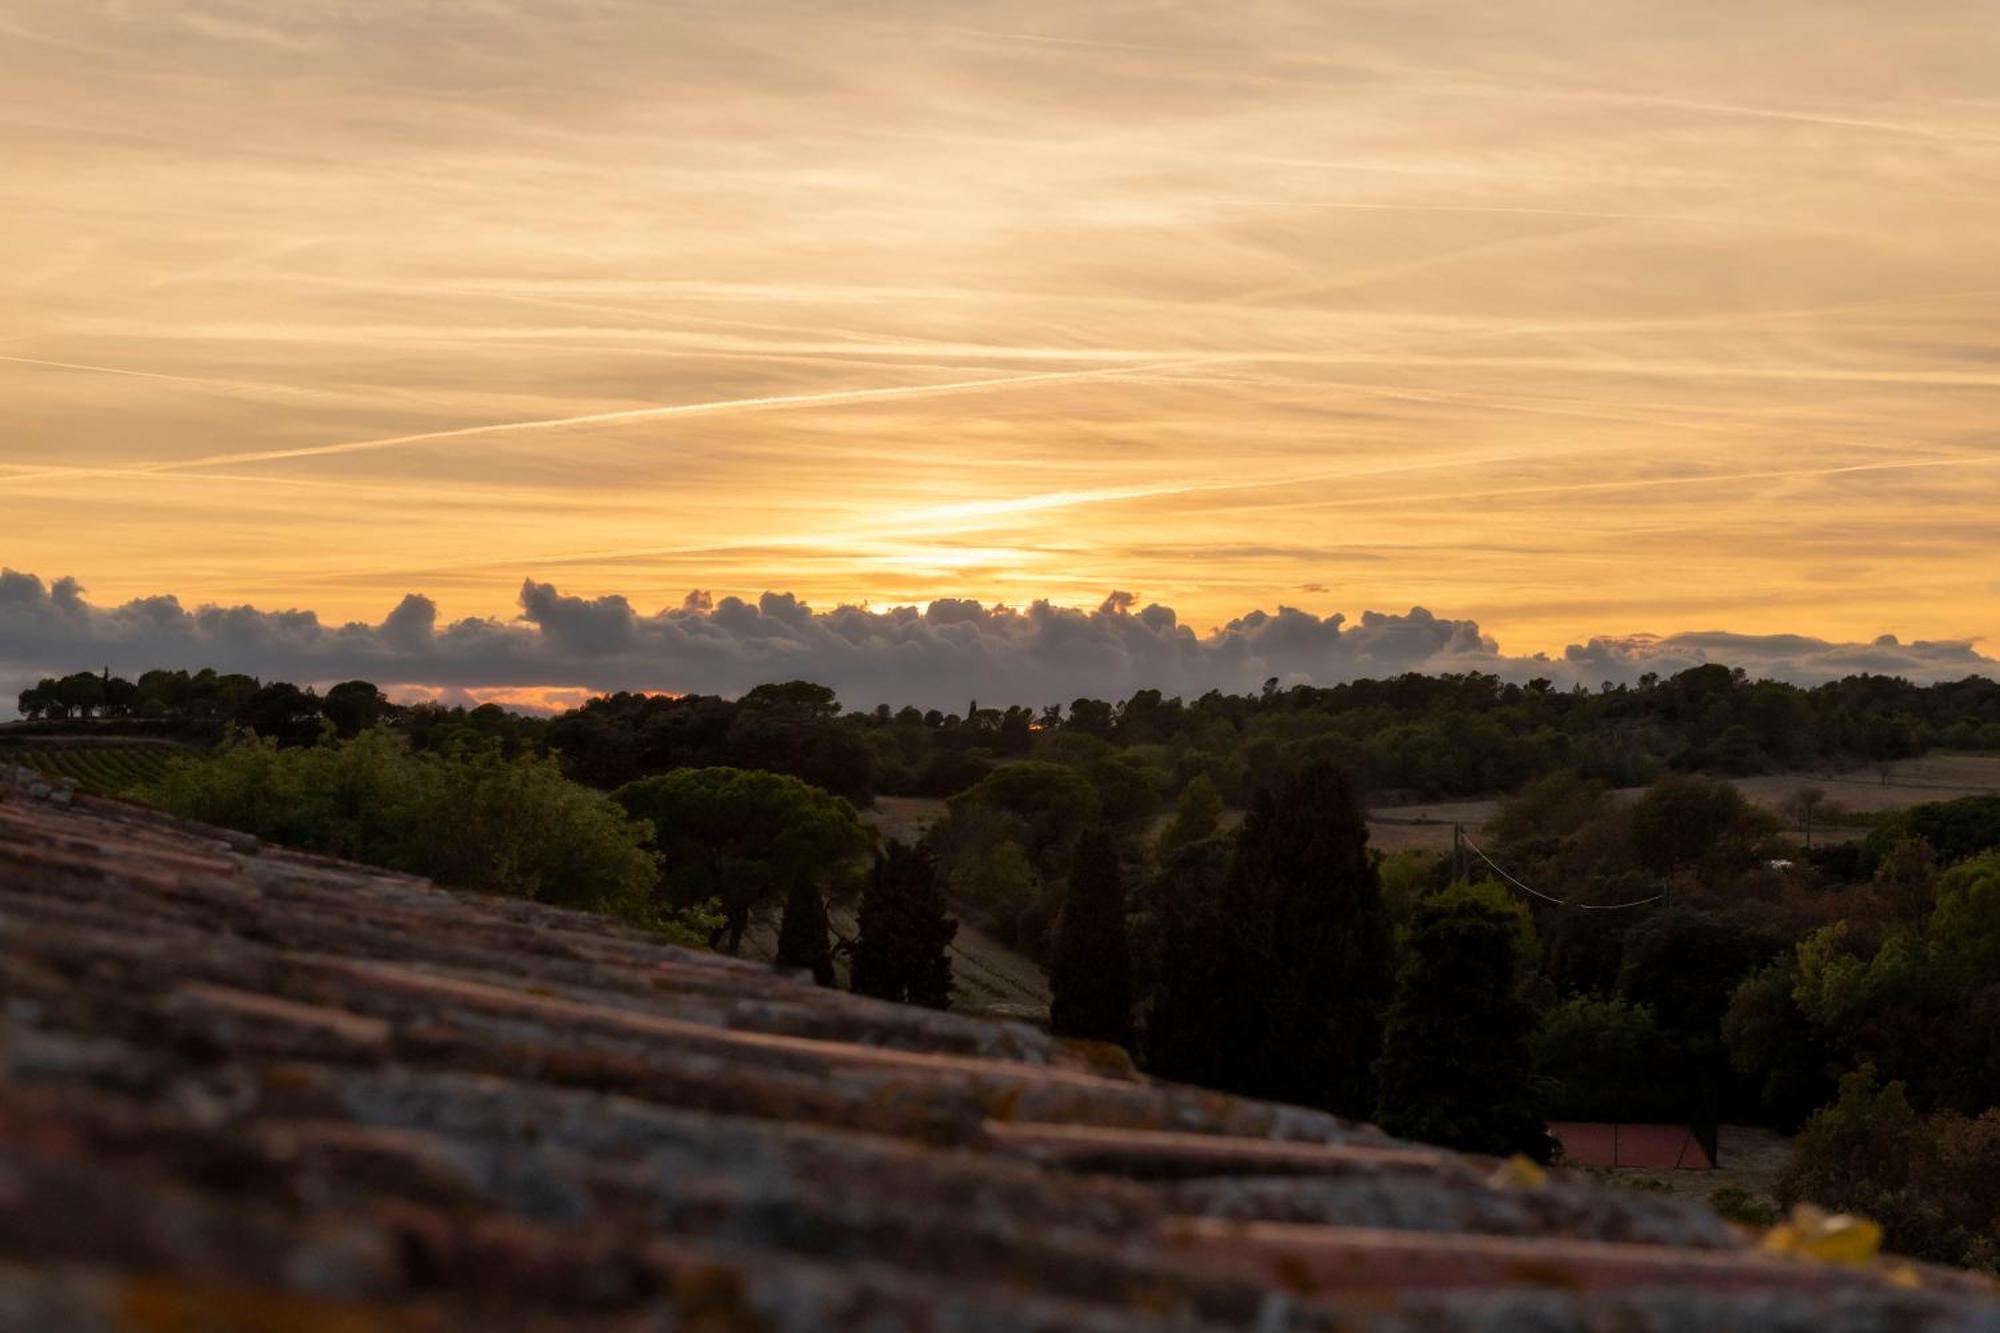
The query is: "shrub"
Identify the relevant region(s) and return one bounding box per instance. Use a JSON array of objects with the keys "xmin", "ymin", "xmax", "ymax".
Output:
[
  {"xmin": 1708, "ymin": 1185, "xmax": 1779, "ymax": 1229},
  {"xmin": 146, "ymin": 730, "xmax": 659, "ymax": 924}
]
